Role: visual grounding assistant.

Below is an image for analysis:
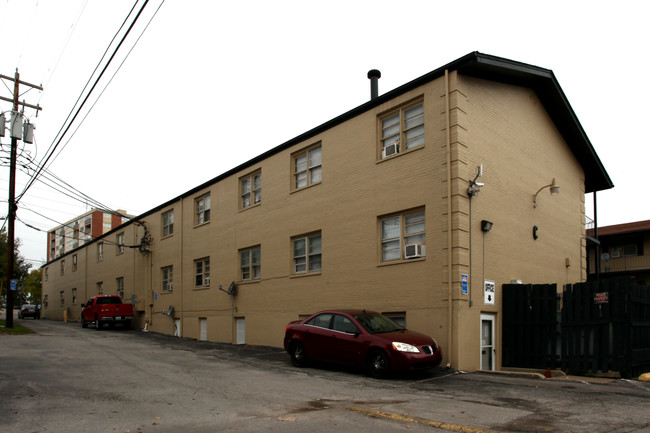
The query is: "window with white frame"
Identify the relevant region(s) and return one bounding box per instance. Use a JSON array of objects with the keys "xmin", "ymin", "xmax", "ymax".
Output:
[
  {"xmin": 162, "ymin": 210, "xmax": 174, "ymax": 237},
  {"xmin": 162, "ymin": 266, "xmax": 173, "ymax": 292},
  {"xmin": 194, "ymin": 258, "xmax": 210, "ymax": 287},
  {"xmin": 293, "ymin": 144, "xmax": 322, "ymax": 190},
  {"xmin": 98, "ymin": 242, "xmax": 104, "ymax": 261},
  {"xmin": 117, "ymin": 232, "xmax": 125, "ymax": 254},
  {"xmin": 116, "ymin": 277, "xmax": 124, "ymax": 299},
  {"xmin": 196, "ymin": 194, "xmax": 211, "ymax": 225},
  {"xmin": 72, "ymin": 254, "xmax": 78, "ymax": 271},
  {"xmin": 379, "ymin": 101, "xmax": 424, "ymax": 159},
  {"xmin": 380, "ymin": 209, "xmax": 425, "ymax": 262},
  {"xmin": 240, "ymin": 171, "xmax": 262, "ymax": 209},
  {"xmin": 240, "ymin": 246, "xmax": 261, "ymax": 281},
  {"xmin": 293, "ymin": 232, "xmax": 322, "ymax": 274},
  {"xmin": 97, "ymin": 282, "xmax": 103, "ymax": 295}
]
